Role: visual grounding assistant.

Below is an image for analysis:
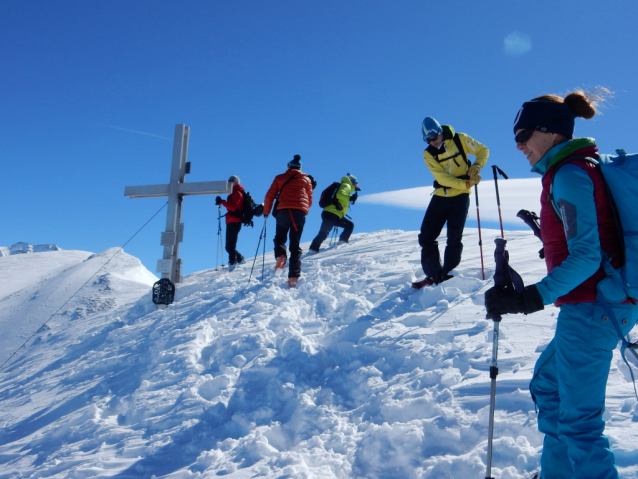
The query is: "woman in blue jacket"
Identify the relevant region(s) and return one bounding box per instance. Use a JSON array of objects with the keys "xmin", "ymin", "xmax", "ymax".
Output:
[{"xmin": 485, "ymin": 89, "xmax": 637, "ymax": 479}]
